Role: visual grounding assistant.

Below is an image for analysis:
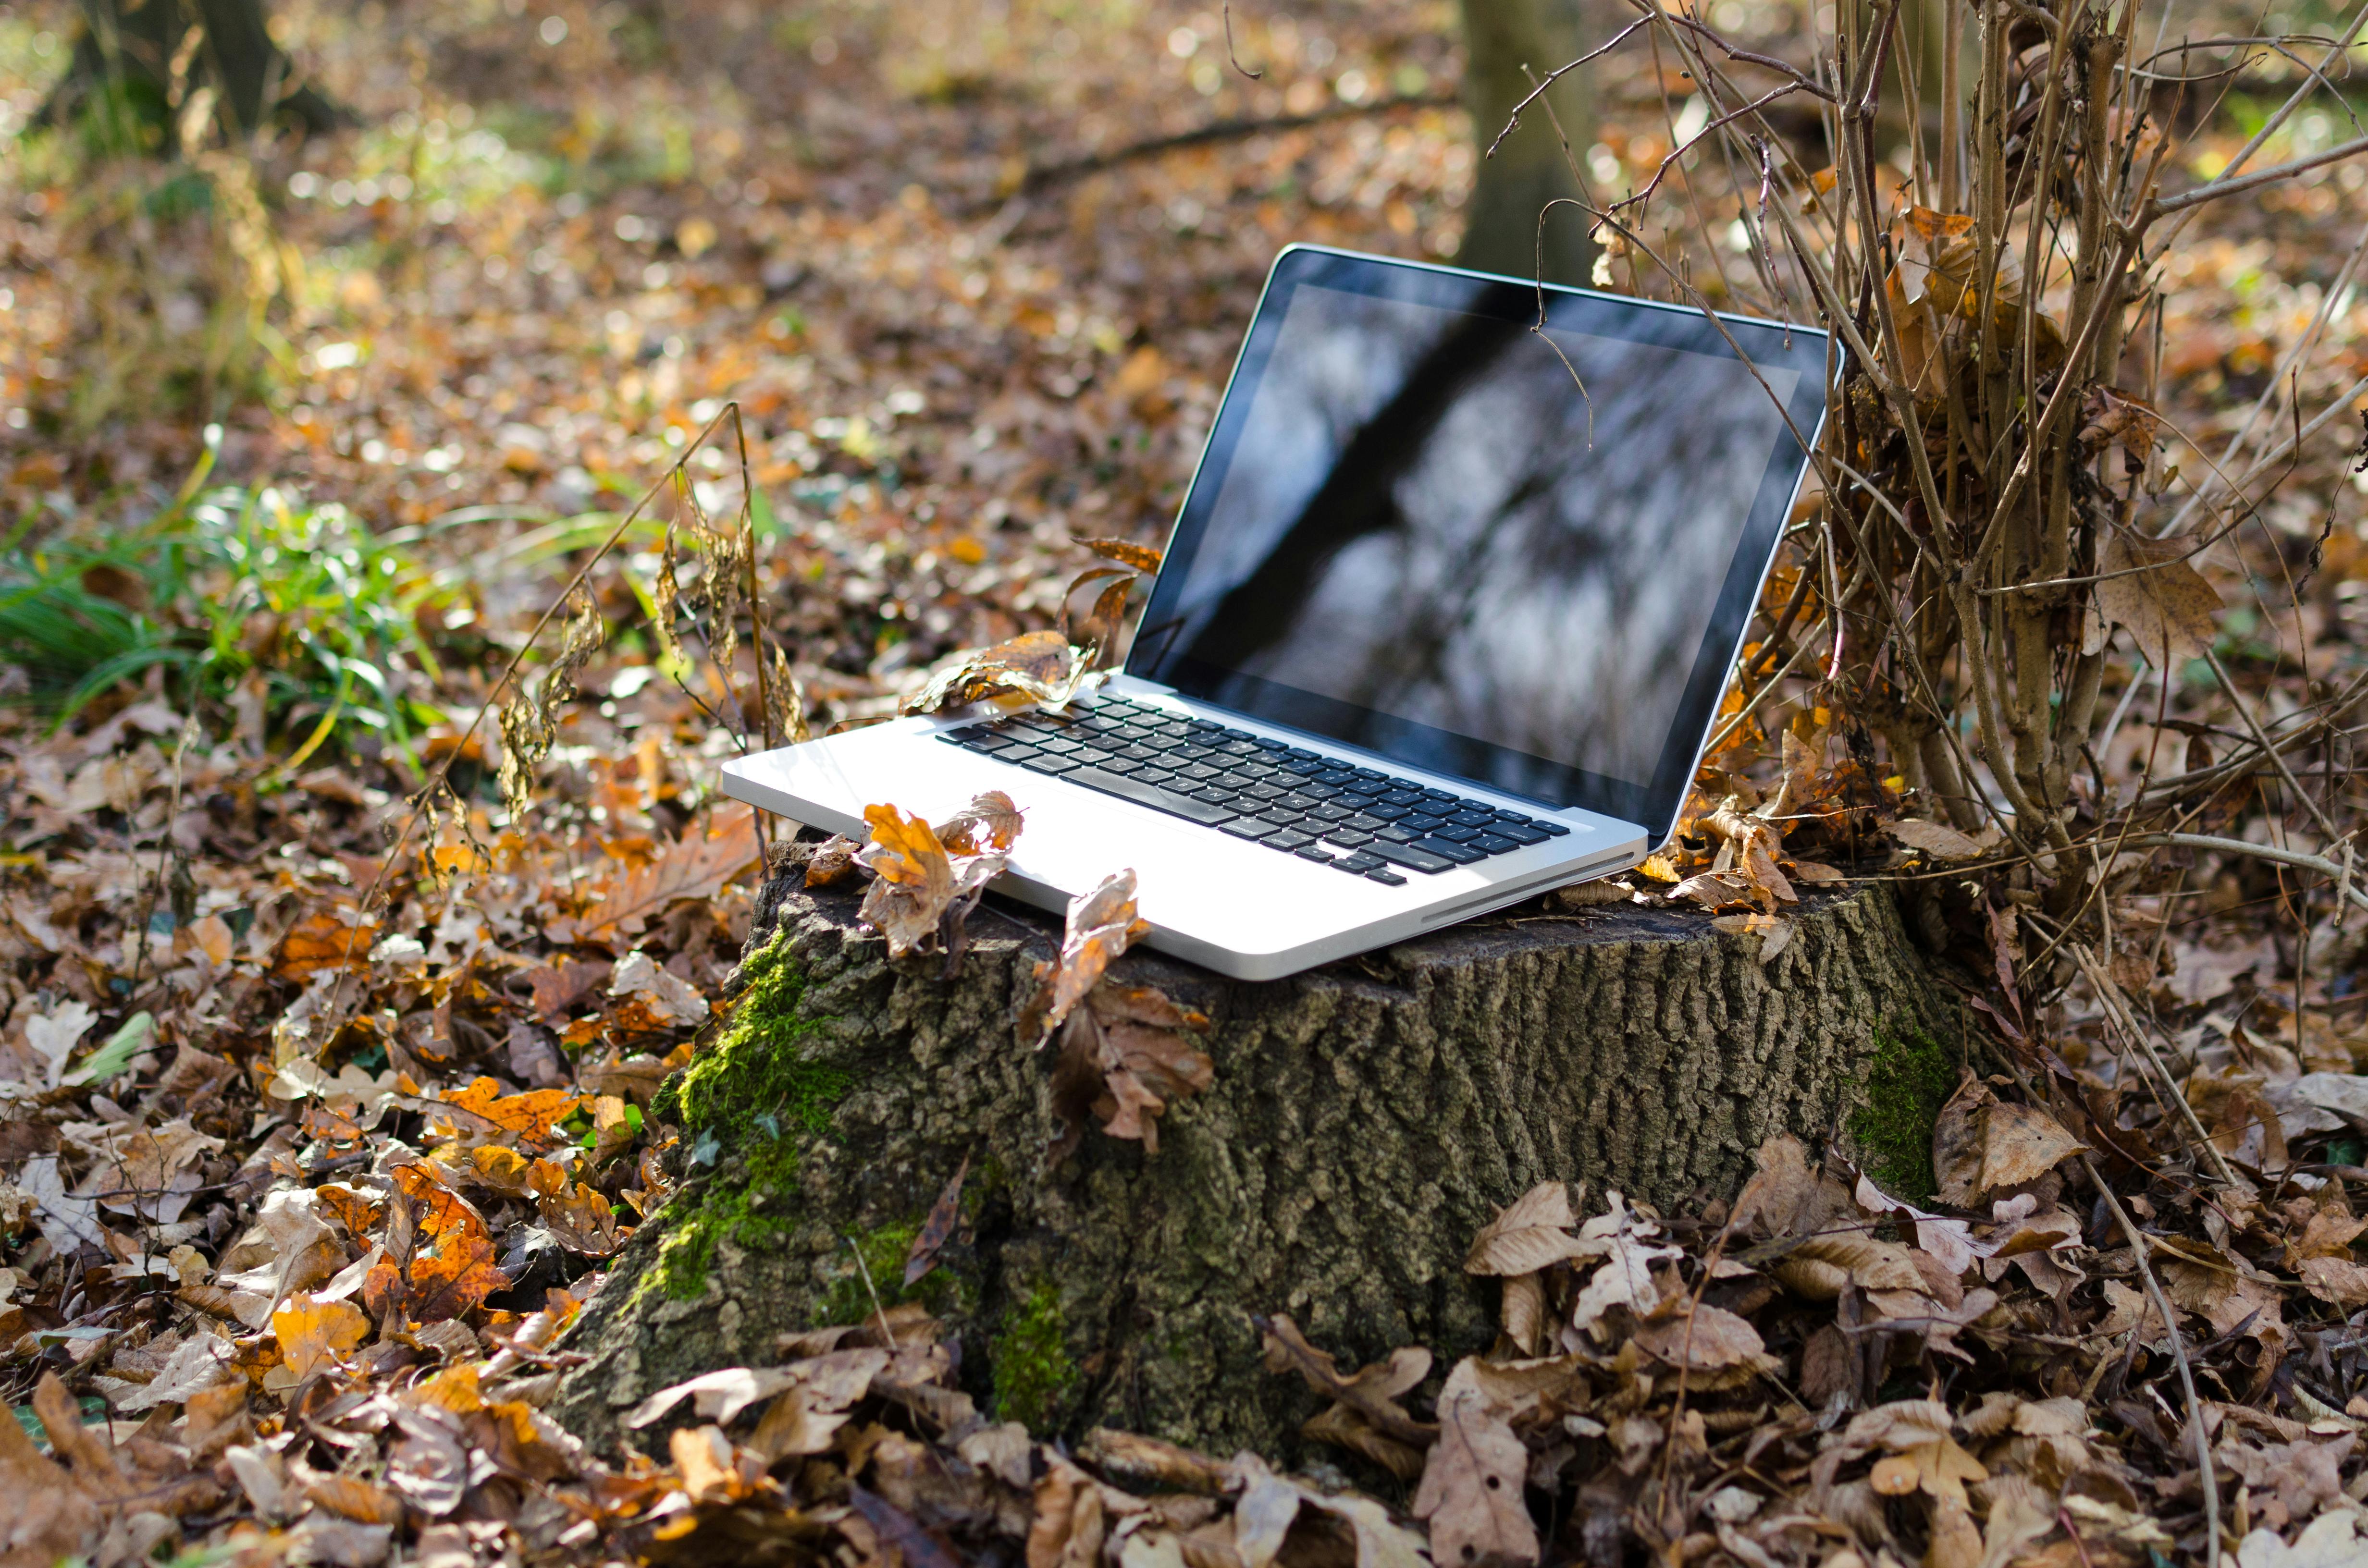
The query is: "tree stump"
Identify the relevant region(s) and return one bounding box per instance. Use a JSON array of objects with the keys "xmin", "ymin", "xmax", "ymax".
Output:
[{"xmin": 552, "ymin": 852, "xmax": 1958, "ymax": 1460}]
